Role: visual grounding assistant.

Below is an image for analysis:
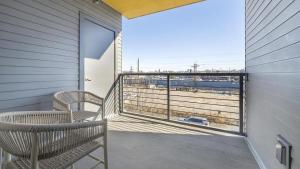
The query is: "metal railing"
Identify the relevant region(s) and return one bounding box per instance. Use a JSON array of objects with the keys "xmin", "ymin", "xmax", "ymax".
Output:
[
  {"xmin": 104, "ymin": 72, "xmax": 247, "ymax": 135},
  {"xmin": 103, "ymin": 75, "xmax": 122, "ymax": 119}
]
